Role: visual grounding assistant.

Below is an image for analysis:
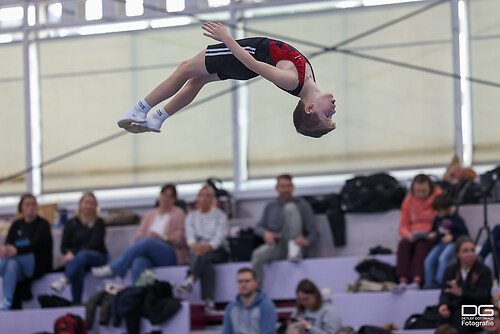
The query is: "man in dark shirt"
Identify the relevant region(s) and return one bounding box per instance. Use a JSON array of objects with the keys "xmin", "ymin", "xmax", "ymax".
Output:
[{"xmin": 251, "ymin": 174, "xmax": 317, "ymax": 285}]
